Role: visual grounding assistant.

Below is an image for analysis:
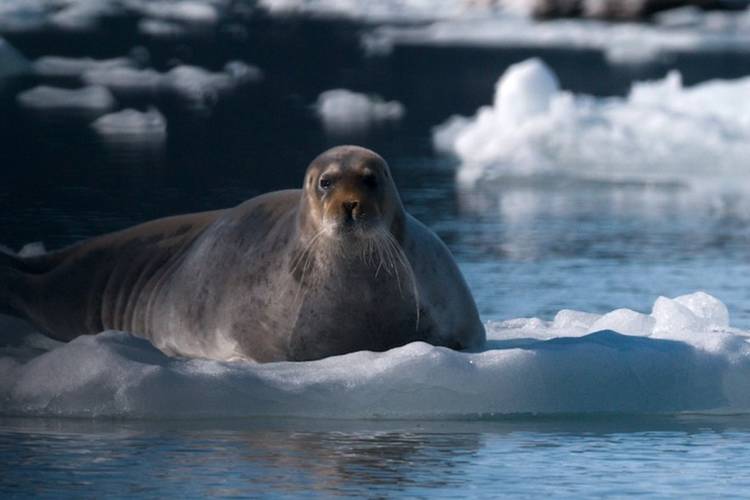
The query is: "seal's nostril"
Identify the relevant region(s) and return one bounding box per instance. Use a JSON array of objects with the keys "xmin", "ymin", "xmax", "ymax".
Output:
[{"xmin": 343, "ymin": 200, "xmax": 359, "ymax": 217}]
